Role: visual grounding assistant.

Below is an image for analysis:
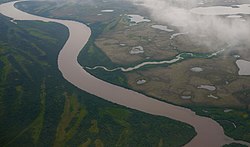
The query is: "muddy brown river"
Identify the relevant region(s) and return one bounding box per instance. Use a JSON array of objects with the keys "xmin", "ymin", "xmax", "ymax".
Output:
[{"xmin": 1, "ymin": 1, "xmax": 249, "ymax": 146}]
